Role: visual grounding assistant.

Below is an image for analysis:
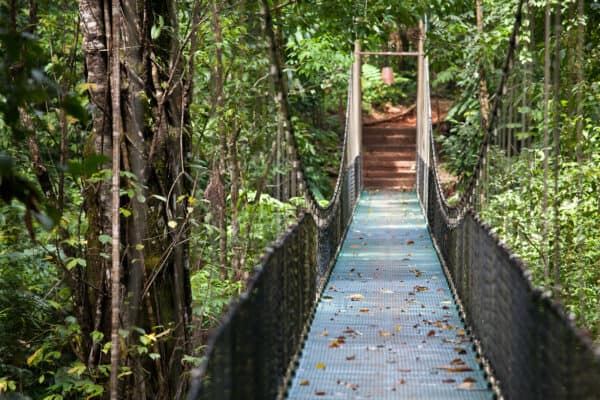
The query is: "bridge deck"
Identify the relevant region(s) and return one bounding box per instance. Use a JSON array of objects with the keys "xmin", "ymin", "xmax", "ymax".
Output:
[{"xmin": 287, "ymin": 191, "xmax": 493, "ymax": 399}]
